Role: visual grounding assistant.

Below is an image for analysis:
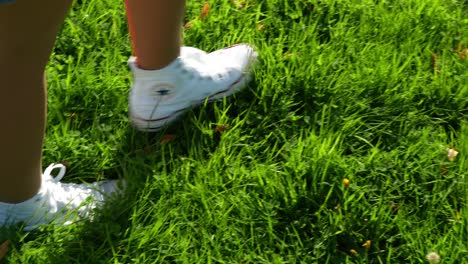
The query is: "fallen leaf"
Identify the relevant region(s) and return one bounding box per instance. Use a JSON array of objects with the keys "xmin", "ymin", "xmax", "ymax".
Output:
[
  {"xmin": 447, "ymin": 148, "xmax": 459, "ymax": 162},
  {"xmin": 160, "ymin": 134, "xmax": 177, "ymax": 145},
  {"xmin": 143, "ymin": 146, "xmax": 152, "ymax": 154},
  {"xmin": 453, "ymin": 43, "xmax": 468, "ymax": 60},
  {"xmin": 59, "ymin": 160, "xmax": 70, "ymax": 168},
  {"xmin": 215, "ymin": 124, "xmax": 230, "ymax": 135},
  {"xmin": 200, "ymin": 2, "xmax": 210, "ymax": 19},
  {"xmin": 457, "ymin": 48, "xmax": 468, "ymax": 60},
  {"xmin": 390, "ymin": 201, "xmax": 399, "ymax": 213},
  {"xmin": 455, "ymin": 48, "xmax": 468, "ymax": 60},
  {"xmin": 257, "ymin": 24, "xmax": 265, "ymax": 31},
  {"xmin": 184, "ymin": 20, "xmax": 195, "ymax": 29},
  {"xmin": 0, "ymin": 240, "xmax": 11, "ymax": 260}
]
